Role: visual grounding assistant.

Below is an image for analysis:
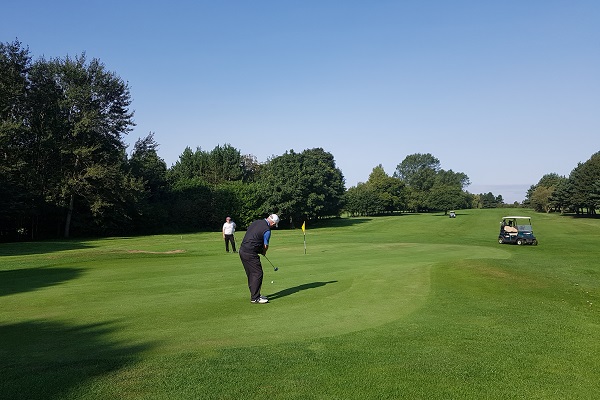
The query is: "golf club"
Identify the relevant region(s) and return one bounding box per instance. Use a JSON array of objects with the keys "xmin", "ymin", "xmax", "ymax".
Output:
[{"xmin": 262, "ymin": 254, "xmax": 278, "ymax": 271}]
